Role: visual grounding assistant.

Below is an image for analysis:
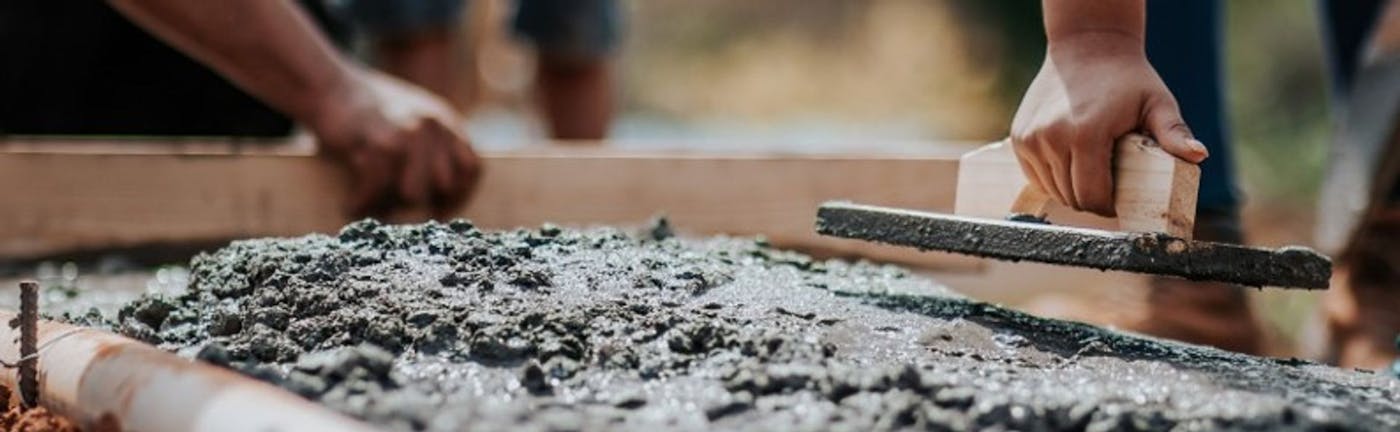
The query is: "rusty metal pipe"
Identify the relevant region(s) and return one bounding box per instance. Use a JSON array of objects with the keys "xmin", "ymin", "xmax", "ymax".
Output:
[{"xmin": 0, "ymin": 311, "xmax": 378, "ymax": 432}]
